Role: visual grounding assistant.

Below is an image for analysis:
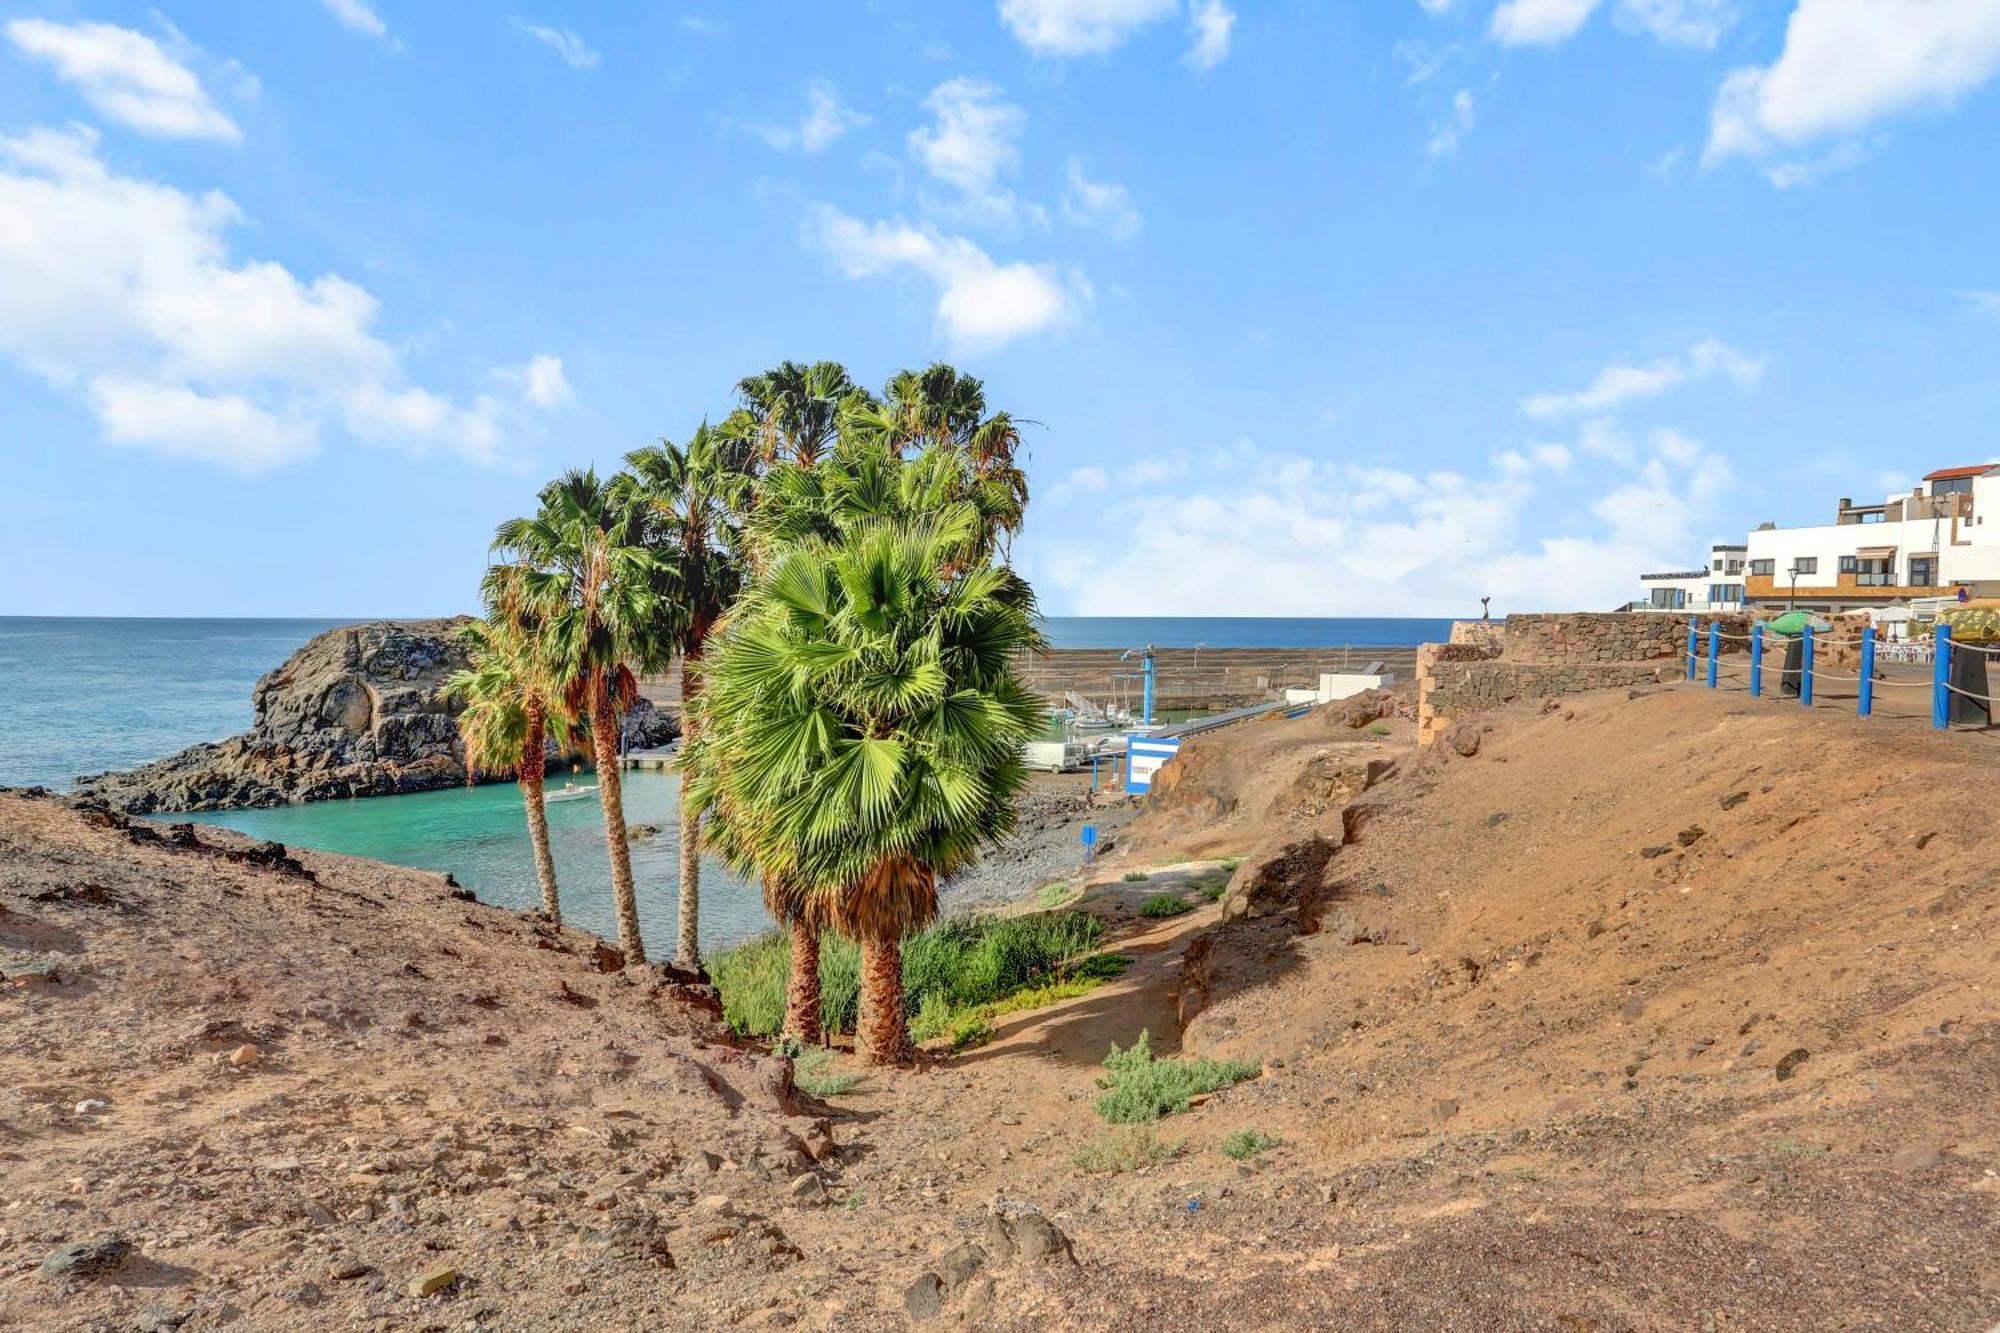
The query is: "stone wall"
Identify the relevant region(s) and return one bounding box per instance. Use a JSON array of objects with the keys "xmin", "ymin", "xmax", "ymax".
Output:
[
  {"xmin": 1449, "ymin": 620, "xmax": 1506, "ymax": 652},
  {"xmin": 1415, "ymin": 611, "xmax": 1743, "ymax": 747},
  {"xmin": 1501, "ymin": 612, "xmax": 1755, "ymax": 665}
]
